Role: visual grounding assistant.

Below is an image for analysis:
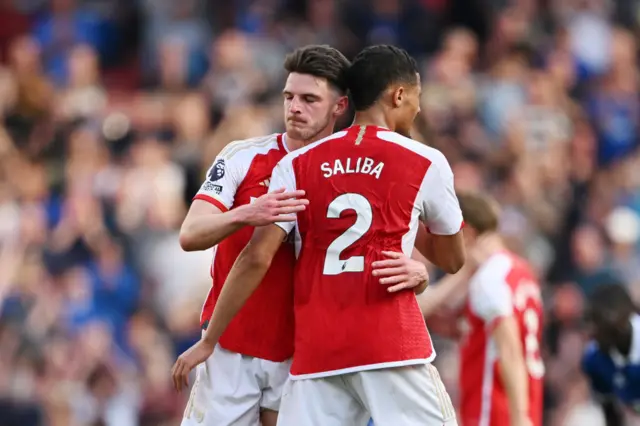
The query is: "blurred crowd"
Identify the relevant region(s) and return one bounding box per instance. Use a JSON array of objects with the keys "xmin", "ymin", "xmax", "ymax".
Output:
[{"xmin": 0, "ymin": 0, "xmax": 639, "ymax": 425}]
